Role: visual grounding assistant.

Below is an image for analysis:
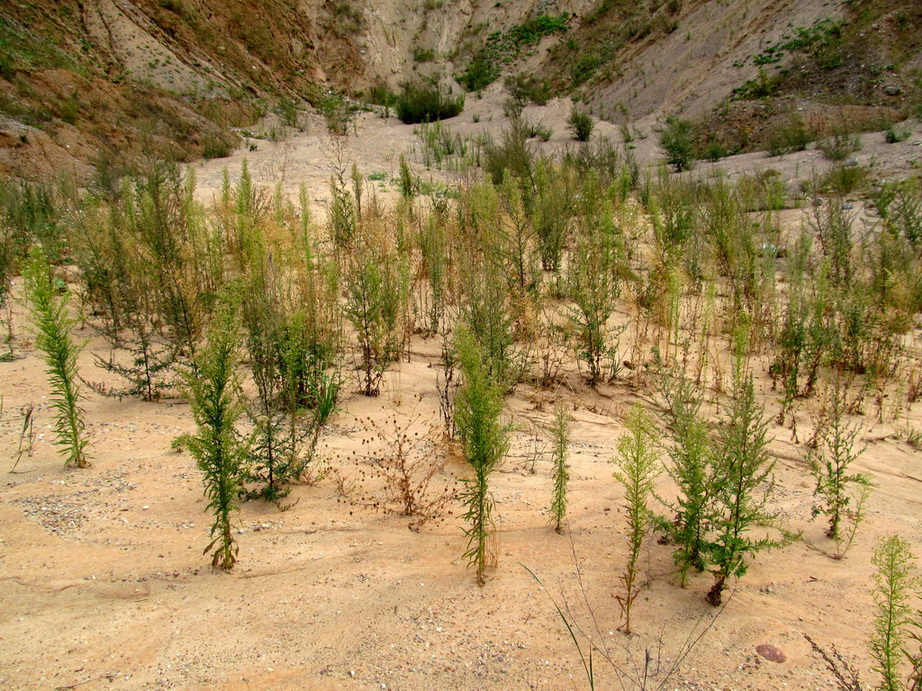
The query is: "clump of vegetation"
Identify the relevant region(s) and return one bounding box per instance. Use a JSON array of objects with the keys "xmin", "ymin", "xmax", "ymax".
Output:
[
  {"xmin": 566, "ymin": 106, "xmax": 594, "ymax": 142},
  {"xmin": 767, "ymin": 114, "xmax": 813, "ymax": 156},
  {"xmin": 659, "ymin": 116, "xmax": 695, "ymax": 172},
  {"xmin": 818, "ymin": 130, "xmax": 862, "ymax": 161},
  {"xmin": 22, "ymin": 247, "xmax": 91, "ymax": 468},
  {"xmin": 395, "ymin": 82, "xmax": 465, "ymax": 124}
]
